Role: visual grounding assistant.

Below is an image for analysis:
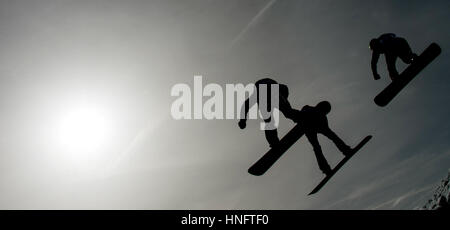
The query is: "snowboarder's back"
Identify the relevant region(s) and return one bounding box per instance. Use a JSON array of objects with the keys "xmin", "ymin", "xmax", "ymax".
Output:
[{"xmin": 295, "ymin": 104, "xmax": 329, "ymax": 132}]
